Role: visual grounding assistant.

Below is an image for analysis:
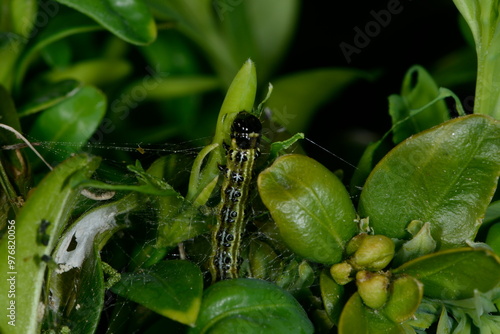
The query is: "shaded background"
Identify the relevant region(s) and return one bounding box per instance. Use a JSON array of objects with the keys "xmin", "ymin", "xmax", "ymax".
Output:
[{"xmin": 281, "ymin": 0, "xmax": 472, "ymax": 174}]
